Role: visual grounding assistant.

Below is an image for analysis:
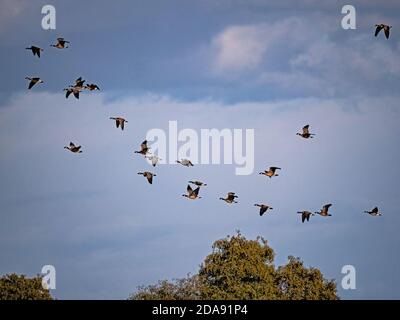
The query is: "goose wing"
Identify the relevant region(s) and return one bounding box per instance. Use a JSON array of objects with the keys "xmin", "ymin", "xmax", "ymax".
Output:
[
  {"xmin": 323, "ymin": 203, "xmax": 332, "ymax": 212},
  {"xmin": 384, "ymin": 26, "xmax": 390, "ymax": 39},
  {"xmin": 375, "ymin": 24, "xmax": 383, "ymax": 37},
  {"xmin": 187, "ymin": 184, "xmax": 193, "ymax": 194},
  {"xmin": 302, "ymin": 125, "xmax": 310, "ymax": 134}
]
